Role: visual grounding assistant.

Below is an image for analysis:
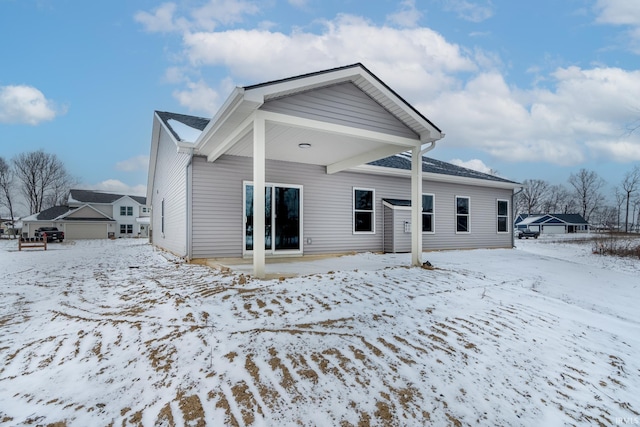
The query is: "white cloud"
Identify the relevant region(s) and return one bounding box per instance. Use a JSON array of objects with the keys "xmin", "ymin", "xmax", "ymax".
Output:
[
  {"xmin": 115, "ymin": 155, "xmax": 149, "ymax": 172},
  {"xmin": 386, "ymin": 0, "xmax": 423, "ymax": 28},
  {"xmin": 137, "ymin": 4, "xmax": 640, "ymax": 167},
  {"xmin": 424, "ymin": 66, "xmax": 640, "ymax": 165},
  {"xmin": 594, "ymin": 0, "xmax": 640, "ymax": 53},
  {"xmin": 83, "ymin": 180, "xmax": 147, "ymax": 197},
  {"xmin": 594, "ymin": 0, "xmax": 640, "ymax": 25},
  {"xmin": 440, "ymin": 0, "xmax": 494, "ymax": 23},
  {"xmin": 134, "ymin": 3, "xmax": 187, "ymax": 33},
  {"xmin": 135, "ymin": 0, "xmax": 260, "ymax": 33},
  {"xmin": 182, "ymin": 14, "xmax": 476, "ymax": 99},
  {"xmin": 0, "ymin": 85, "xmax": 60, "ymax": 125},
  {"xmin": 449, "ymin": 158, "xmax": 495, "ymax": 174},
  {"xmin": 172, "ymin": 79, "xmax": 222, "ymax": 115}
]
